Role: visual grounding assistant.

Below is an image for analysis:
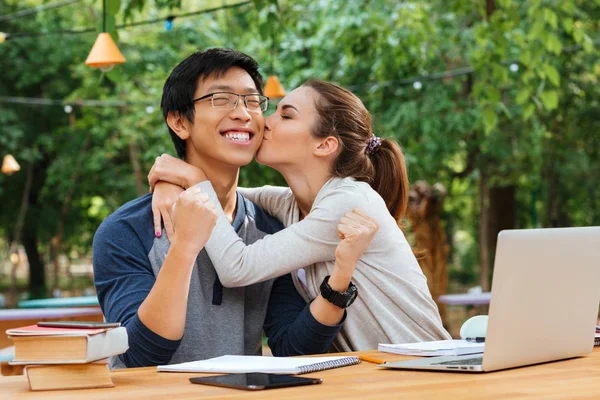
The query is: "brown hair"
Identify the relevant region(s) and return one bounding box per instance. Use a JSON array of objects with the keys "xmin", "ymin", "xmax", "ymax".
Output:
[{"xmin": 302, "ymin": 79, "xmax": 410, "ymax": 221}]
